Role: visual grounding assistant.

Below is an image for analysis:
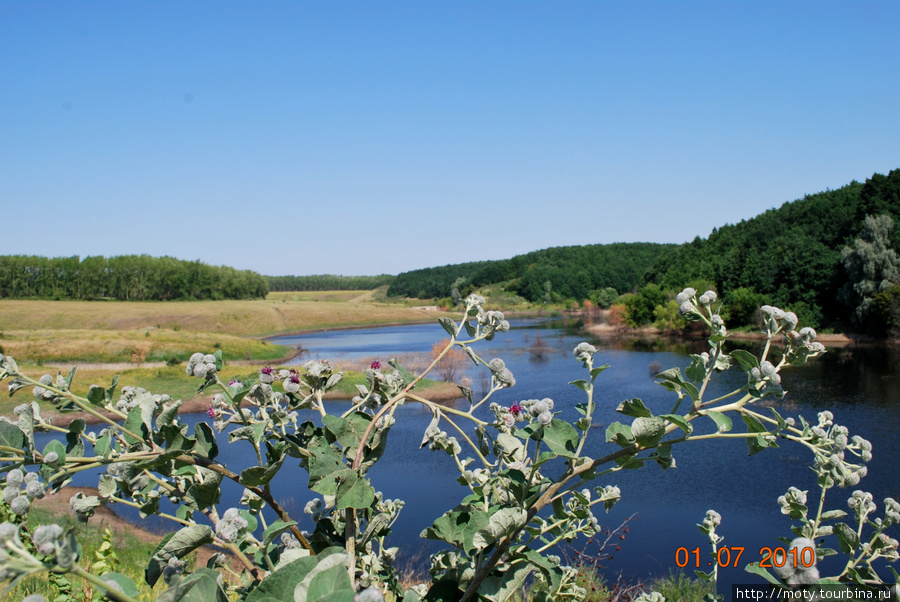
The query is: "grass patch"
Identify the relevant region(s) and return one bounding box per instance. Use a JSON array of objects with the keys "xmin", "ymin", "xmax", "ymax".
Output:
[{"xmin": 649, "ymin": 570, "xmax": 715, "ymax": 601}]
